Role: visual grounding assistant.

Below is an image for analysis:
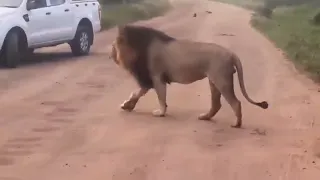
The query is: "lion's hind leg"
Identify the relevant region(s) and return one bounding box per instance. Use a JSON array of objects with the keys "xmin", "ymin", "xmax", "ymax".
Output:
[
  {"xmin": 151, "ymin": 76, "xmax": 167, "ymax": 117},
  {"xmin": 210, "ymin": 72, "xmax": 242, "ymax": 128},
  {"xmin": 198, "ymin": 80, "xmax": 222, "ymax": 121}
]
